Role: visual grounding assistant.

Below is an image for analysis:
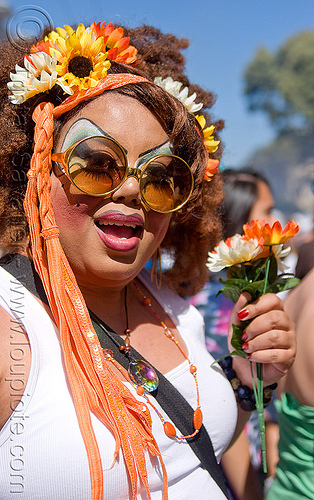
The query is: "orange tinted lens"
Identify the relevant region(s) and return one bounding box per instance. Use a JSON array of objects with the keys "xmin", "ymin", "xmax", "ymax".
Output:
[
  {"xmin": 140, "ymin": 156, "xmax": 193, "ymax": 212},
  {"xmin": 67, "ymin": 136, "xmax": 127, "ymax": 195}
]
